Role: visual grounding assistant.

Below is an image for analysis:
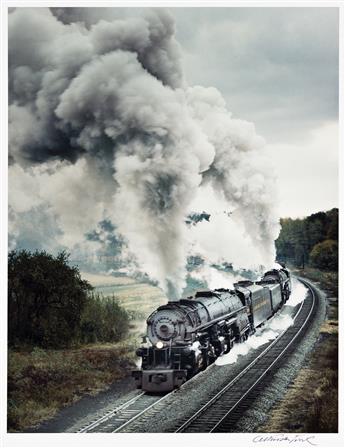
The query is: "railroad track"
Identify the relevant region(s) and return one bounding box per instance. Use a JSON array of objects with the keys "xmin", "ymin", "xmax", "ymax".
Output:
[
  {"xmin": 76, "ymin": 391, "xmax": 171, "ymax": 433},
  {"xmin": 76, "ymin": 278, "xmax": 319, "ymax": 433},
  {"xmin": 174, "ymin": 278, "xmax": 318, "ymax": 432}
]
